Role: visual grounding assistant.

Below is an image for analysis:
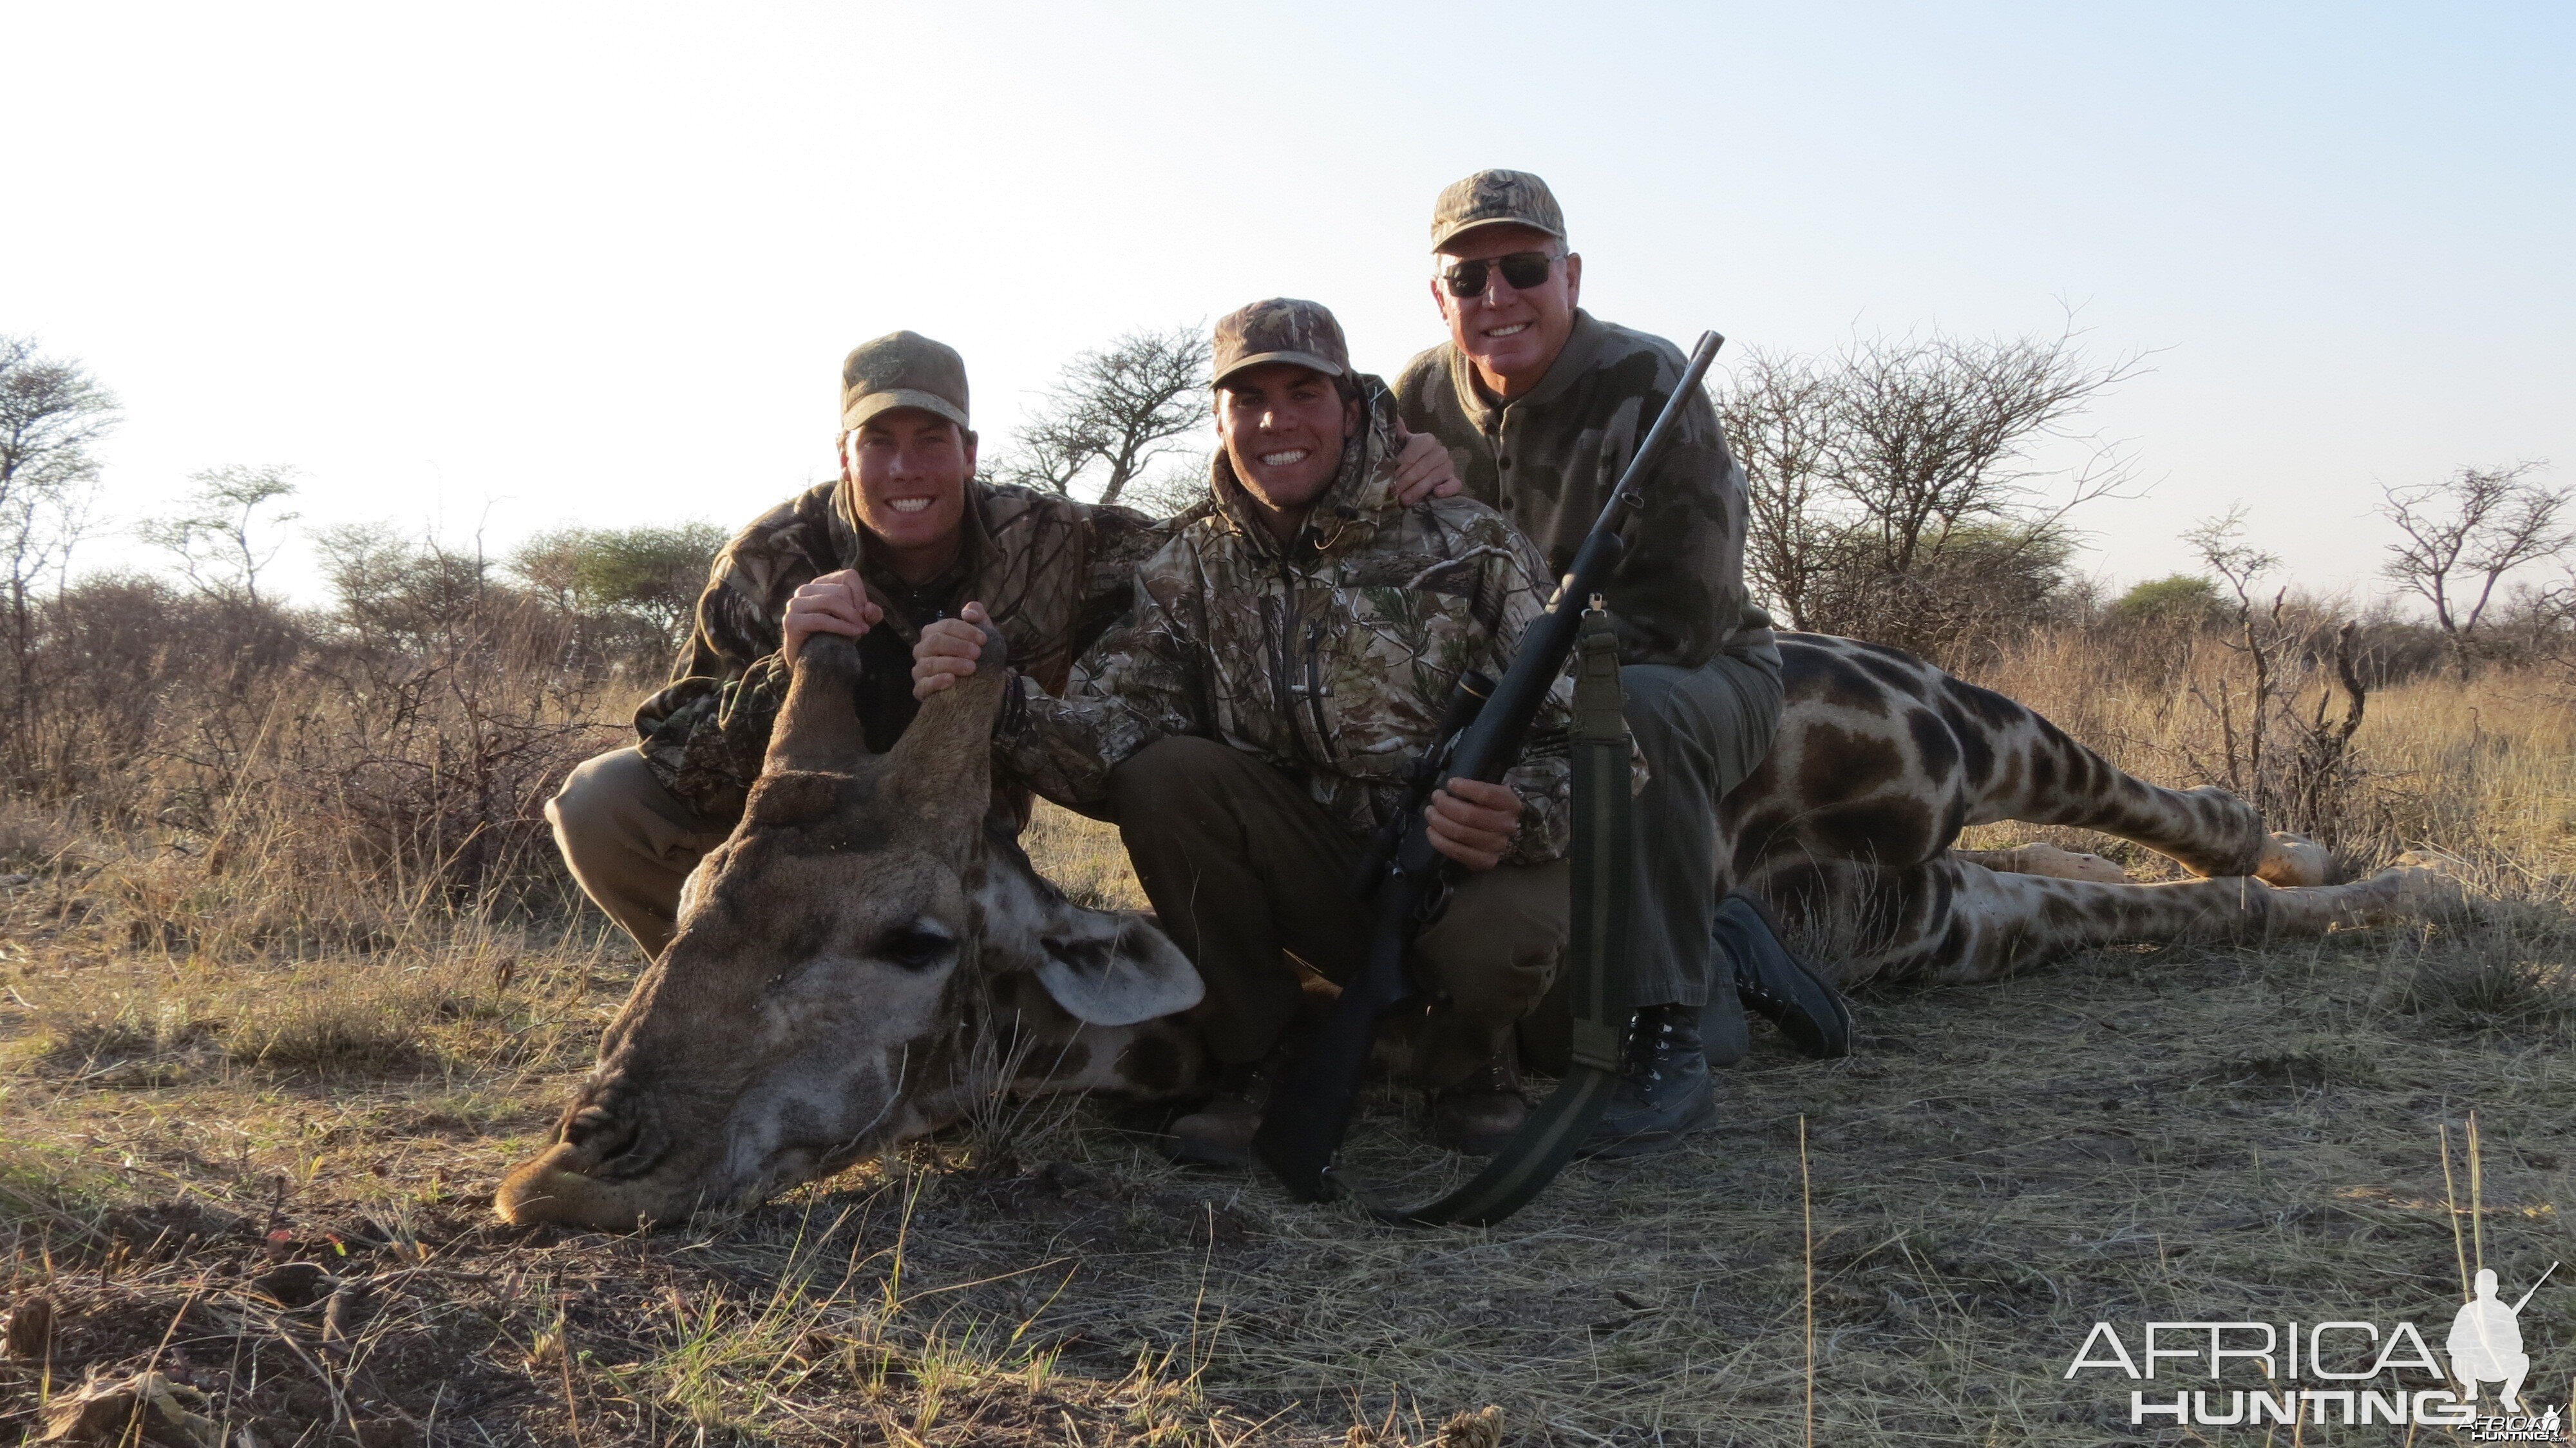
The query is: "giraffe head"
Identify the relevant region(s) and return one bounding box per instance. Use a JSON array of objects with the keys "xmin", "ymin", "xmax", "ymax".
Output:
[{"xmin": 495, "ymin": 631, "xmax": 1204, "ymax": 1230}]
